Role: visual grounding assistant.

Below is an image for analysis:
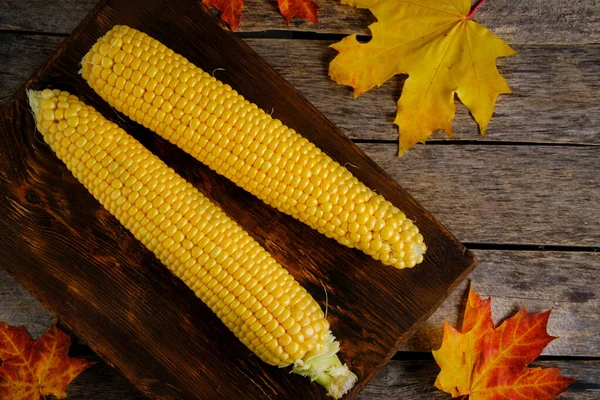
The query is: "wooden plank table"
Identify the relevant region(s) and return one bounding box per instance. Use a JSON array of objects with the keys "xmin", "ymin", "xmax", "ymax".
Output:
[{"xmin": 1, "ymin": 0, "xmax": 599, "ymax": 398}]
